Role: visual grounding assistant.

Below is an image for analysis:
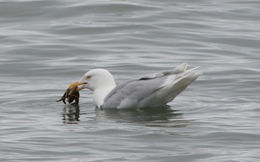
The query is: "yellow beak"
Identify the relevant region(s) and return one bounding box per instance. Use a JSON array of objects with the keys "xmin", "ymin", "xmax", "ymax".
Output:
[{"xmin": 68, "ymin": 82, "xmax": 86, "ymax": 91}]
